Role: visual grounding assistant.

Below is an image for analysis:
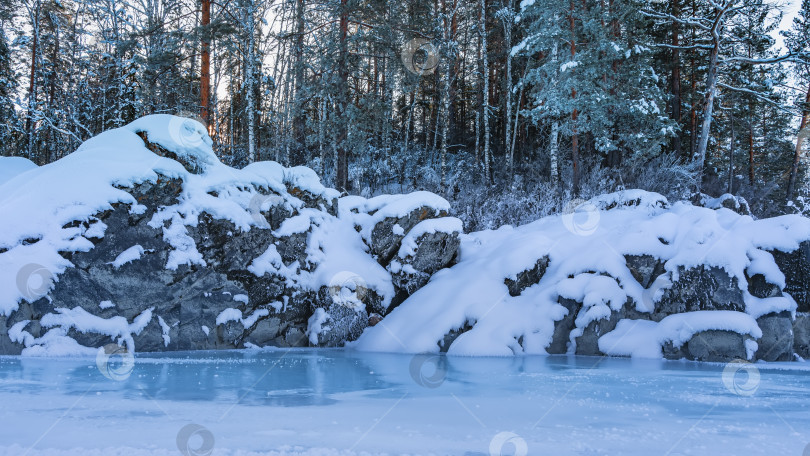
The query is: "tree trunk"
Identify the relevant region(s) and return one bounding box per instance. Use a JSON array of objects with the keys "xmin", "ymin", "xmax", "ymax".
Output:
[
  {"xmin": 570, "ymin": 0, "xmax": 580, "ymax": 195},
  {"xmin": 26, "ymin": 0, "xmax": 41, "ymax": 162},
  {"xmin": 291, "ymin": 0, "xmax": 306, "ymax": 165},
  {"xmin": 502, "ymin": 7, "xmax": 513, "ymax": 179},
  {"xmin": 246, "ymin": 0, "xmax": 256, "ymax": 163},
  {"xmin": 200, "ymin": 0, "xmax": 211, "ymax": 126},
  {"xmin": 695, "ymin": 35, "xmax": 719, "ymax": 187},
  {"xmin": 671, "ymin": 0, "xmax": 682, "ymax": 157},
  {"xmin": 336, "ymin": 0, "xmax": 349, "ymax": 191},
  {"xmin": 549, "ymin": 121, "xmax": 560, "ymax": 183},
  {"xmin": 728, "ymin": 109, "xmax": 734, "ymax": 194},
  {"xmin": 786, "ymin": 86, "xmax": 810, "ymax": 202},
  {"xmin": 480, "ymin": 0, "xmax": 491, "ymax": 184},
  {"xmin": 748, "ymin": 123, "xmax": 754, "ymax": 185},
  {"xmin": 440, "ymin": 0, "xmax": 453, "ymax": 188}
]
